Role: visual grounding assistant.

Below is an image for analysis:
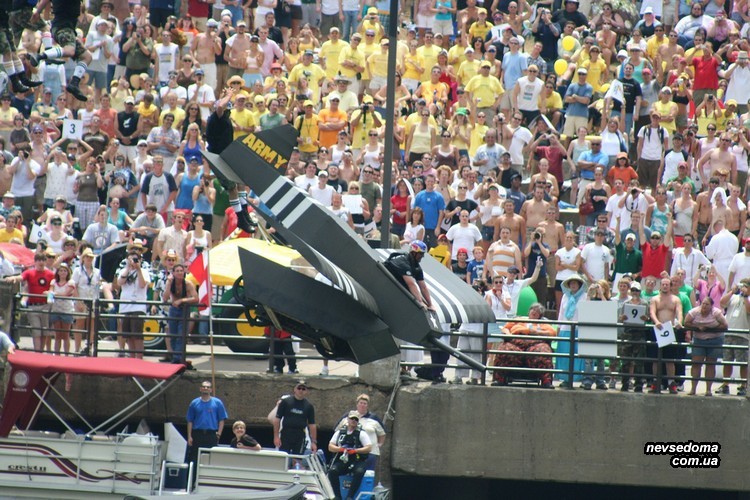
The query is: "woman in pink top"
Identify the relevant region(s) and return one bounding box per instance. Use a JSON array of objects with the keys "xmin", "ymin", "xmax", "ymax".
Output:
[{"xmin": 683, "ymin": 296, "xmax": 728, "ymax": 396}]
